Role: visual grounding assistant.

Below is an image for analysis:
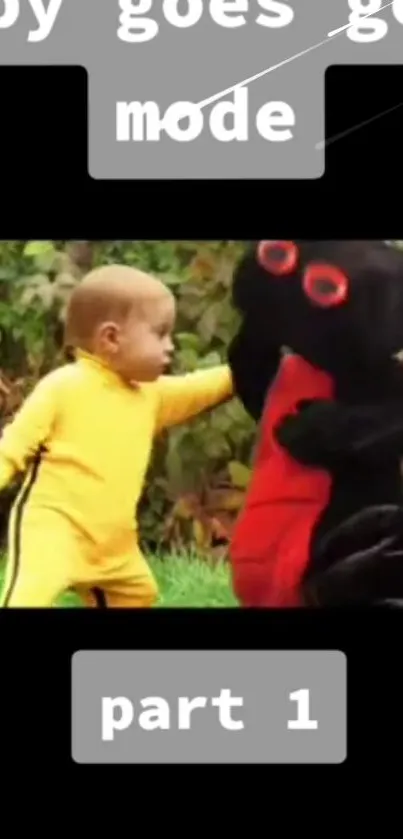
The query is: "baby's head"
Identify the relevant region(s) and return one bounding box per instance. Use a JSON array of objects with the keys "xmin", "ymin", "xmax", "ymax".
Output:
[{"xmin": 64, "ymin": 264, "xmax": 176, "ymax": 382}]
